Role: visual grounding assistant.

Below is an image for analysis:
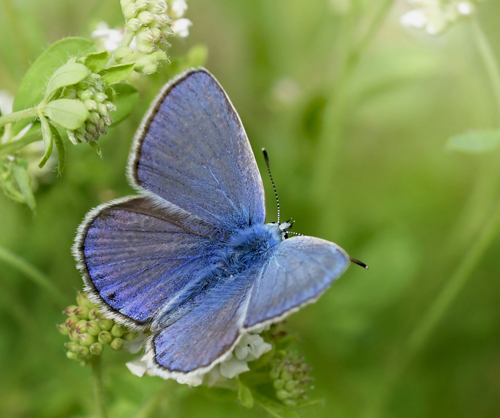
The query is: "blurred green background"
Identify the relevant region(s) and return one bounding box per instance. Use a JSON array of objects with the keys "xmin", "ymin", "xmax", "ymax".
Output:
[{"xmin": 1, "ymin": 0, "xmax": 500, "ymax": 417}]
